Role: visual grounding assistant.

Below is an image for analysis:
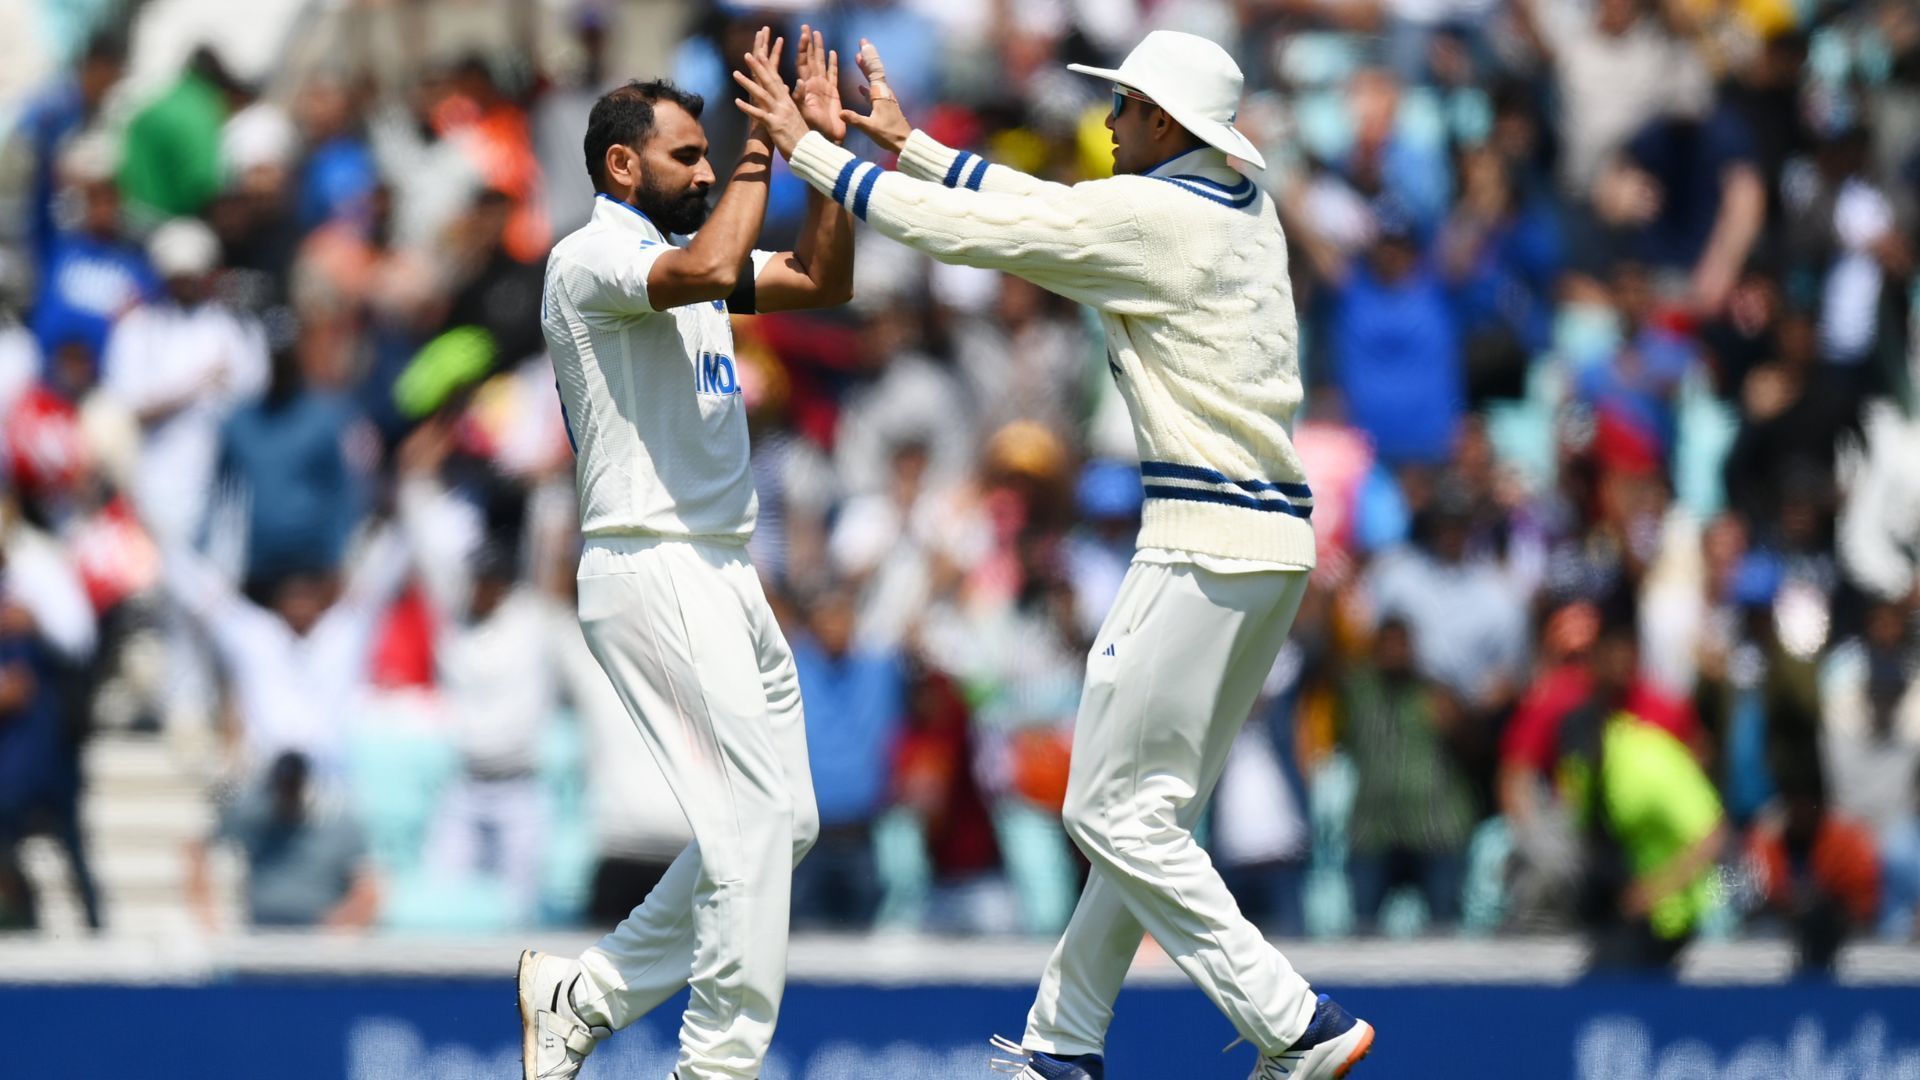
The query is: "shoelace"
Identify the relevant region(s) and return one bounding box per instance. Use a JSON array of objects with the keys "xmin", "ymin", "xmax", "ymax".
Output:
[
  {"xmin": 988, "ymin": 1034, "xmax": 1033, "ymax": 1075},
  {"xmin": 1253, "ymin": 1056, "xmax": 1298, "ymax": 1080},
  {"xmin": 1223, "ymin": 1035, "xmax": 1302, "ymax": 1079}
]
